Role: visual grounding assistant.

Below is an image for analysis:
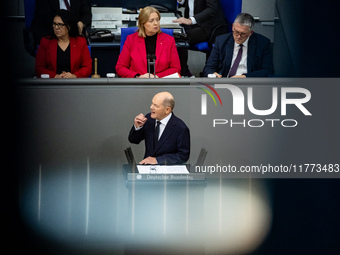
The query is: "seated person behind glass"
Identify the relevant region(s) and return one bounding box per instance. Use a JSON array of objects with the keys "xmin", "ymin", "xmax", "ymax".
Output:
[
  {"xmin": 115, "ymin": 6, "xmax": 181, "ymax": 78},
  {"xmin": 35, "ymin": 10, "xmax": 92, "ymax": 78}
]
